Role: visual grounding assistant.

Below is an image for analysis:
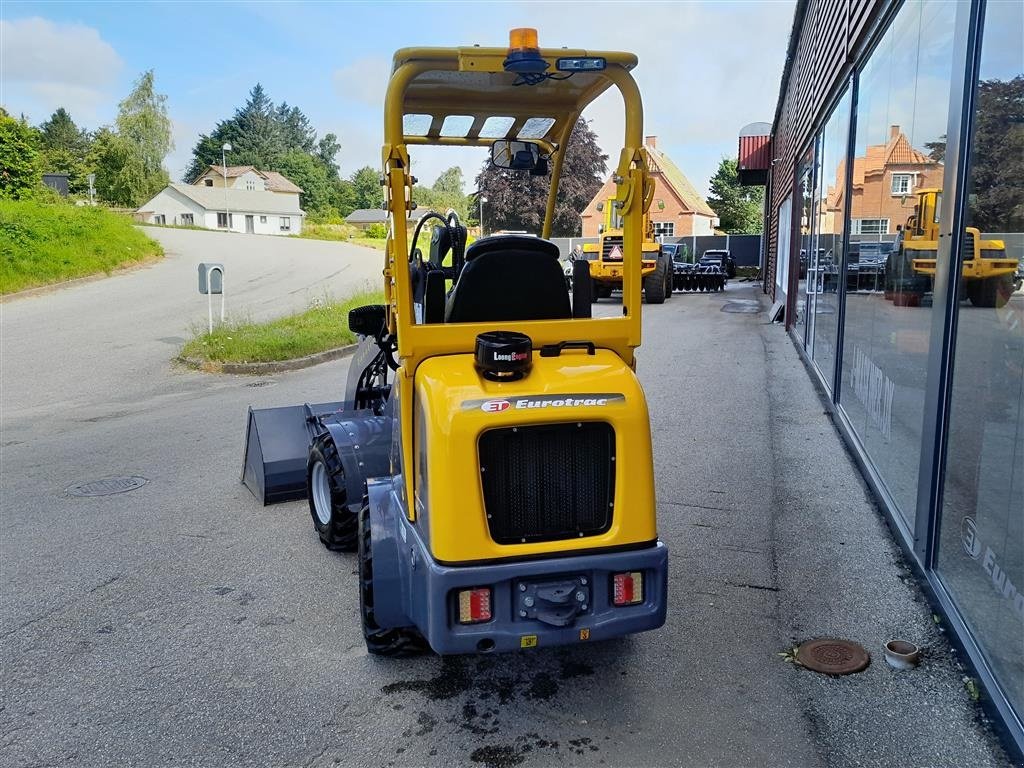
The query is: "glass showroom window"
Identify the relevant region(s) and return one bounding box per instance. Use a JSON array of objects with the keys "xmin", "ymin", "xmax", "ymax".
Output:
[
  {"xmin": 793, "ymin": 146, "xmax": 815, "ymax": 340},
  {"xmin": 811, "ymin": 87, "xmax": 851, "ymax": 388},
  {"xmin": 838, "ymin": 0, "xmax": 955, "ymax": 531},
  {"xmin": 936, "ymin": 0, "xmax": 1024, "ymax": 723}
]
